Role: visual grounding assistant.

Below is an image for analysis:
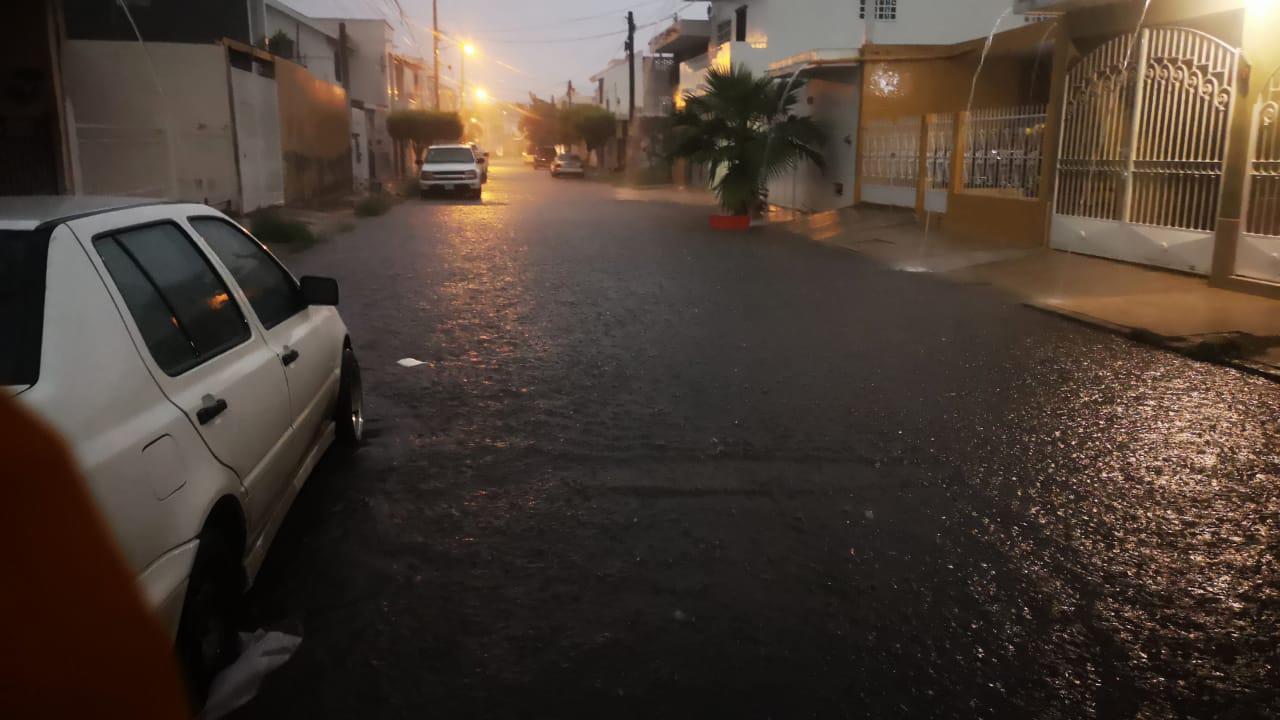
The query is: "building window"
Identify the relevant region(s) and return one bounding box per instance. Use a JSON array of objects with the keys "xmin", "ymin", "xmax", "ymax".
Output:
[
  {"xmin": 860, "ymin": 0, "xmax": 897, "ymax": 21},
  {"xmin": 715, "ymin": 19, "xmax": 731, "ymax": 45},
  {"xmin": 735, "ymin": 6, "xmax": 747, "ymax": 42}
]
